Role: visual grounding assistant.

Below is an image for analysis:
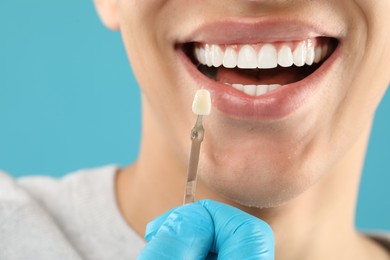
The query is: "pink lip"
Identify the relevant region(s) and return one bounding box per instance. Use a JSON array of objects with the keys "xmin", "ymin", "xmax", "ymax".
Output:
[
  {"xmin": 180, "ymin": 19, "xmax": 339, "ymax": 44},
  {"xmin": 177, "ymin": 20, "xmax": 341, "ymax": 121}
]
